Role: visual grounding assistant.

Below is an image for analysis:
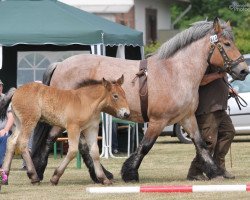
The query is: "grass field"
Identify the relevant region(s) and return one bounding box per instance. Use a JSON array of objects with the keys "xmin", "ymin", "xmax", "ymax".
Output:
[{"xmin": 1, "ymin": 135, "xmax": 250, "ymax": 200}]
